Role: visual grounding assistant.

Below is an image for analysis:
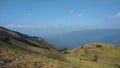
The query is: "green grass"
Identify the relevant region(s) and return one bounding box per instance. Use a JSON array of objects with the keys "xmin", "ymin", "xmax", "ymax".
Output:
[
  {"xmin": 0, "ymin": 38, "xmax": 69, "ymax": 68},
  {"xmin": 0, "ymin": 37, "xmax": 120, "ymax": 68},
  {"xmin": 66, "ymin": 42, "xmax": 120, "ymax": 68}
]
